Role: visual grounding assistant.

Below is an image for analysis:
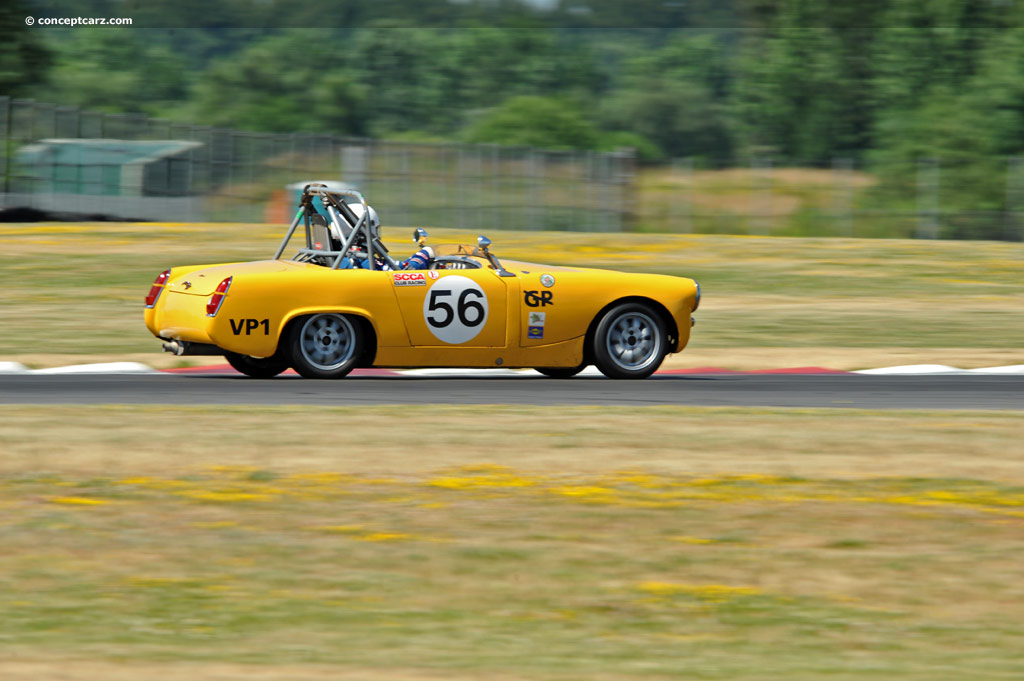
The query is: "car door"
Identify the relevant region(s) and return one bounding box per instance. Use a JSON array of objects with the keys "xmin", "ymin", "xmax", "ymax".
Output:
[{"xmin": 391, "ymin": 269, "xmax": 509, "ymax": 347}]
